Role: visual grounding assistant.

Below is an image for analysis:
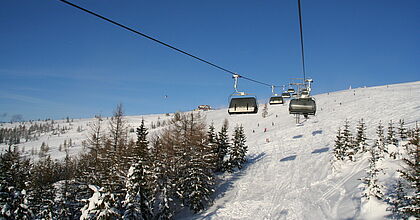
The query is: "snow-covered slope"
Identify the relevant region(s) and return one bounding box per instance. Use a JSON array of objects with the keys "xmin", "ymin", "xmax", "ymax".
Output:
[{"xmin": 1, "ymin": 81, "xmax": 419, "ymax": 219}]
